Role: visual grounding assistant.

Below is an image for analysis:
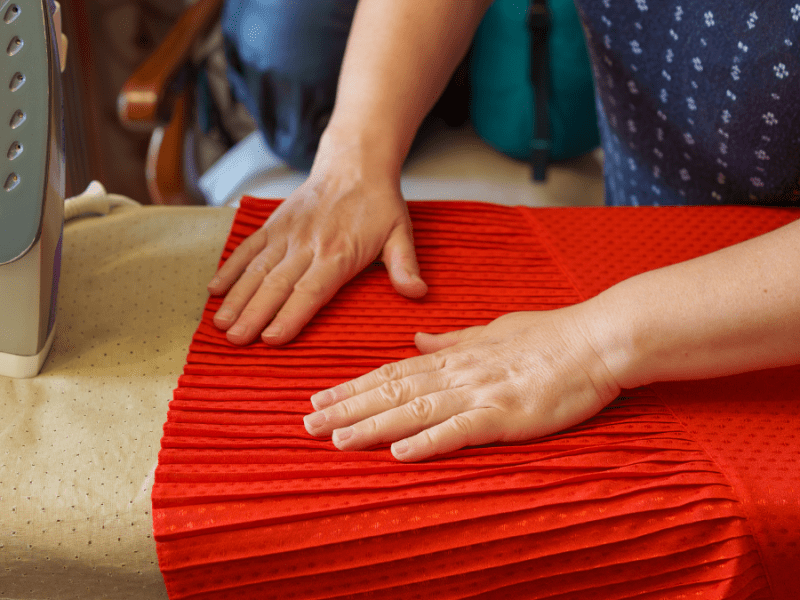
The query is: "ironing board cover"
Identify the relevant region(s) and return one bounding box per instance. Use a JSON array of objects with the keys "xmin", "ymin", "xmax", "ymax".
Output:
[{"xmin": 154, "ymin": 198, "xmax": 800, "ymax": 600}]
